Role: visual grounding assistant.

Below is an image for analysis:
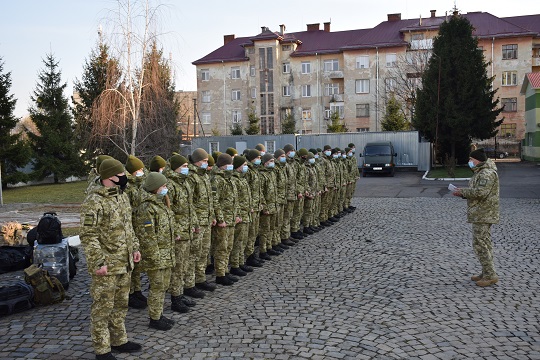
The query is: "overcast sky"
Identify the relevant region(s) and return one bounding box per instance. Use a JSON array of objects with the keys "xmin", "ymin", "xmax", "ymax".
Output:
[{"xmin": 1, "ymin": 0, "xmax": 538, "ymax": 118}]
